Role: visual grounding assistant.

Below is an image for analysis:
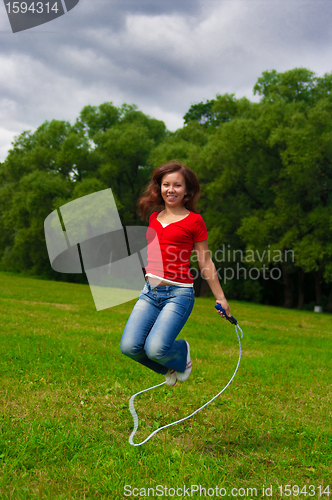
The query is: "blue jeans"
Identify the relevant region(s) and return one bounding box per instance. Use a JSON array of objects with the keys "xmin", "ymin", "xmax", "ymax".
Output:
[{"xmin": 120, "ymin": 281, "xmax": 195, "ymax": 375}]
